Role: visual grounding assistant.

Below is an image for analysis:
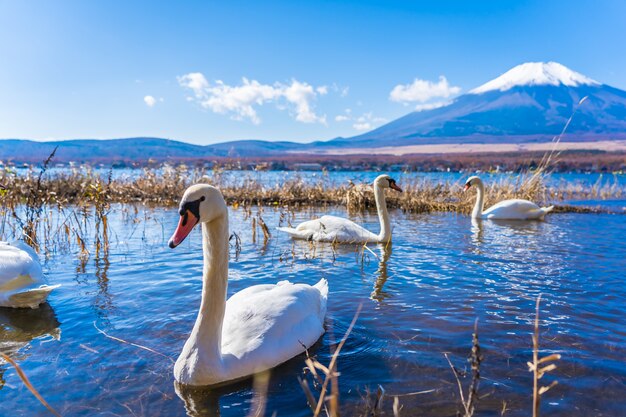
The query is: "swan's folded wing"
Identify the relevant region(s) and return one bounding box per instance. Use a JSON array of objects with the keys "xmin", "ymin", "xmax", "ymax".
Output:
[
  {"xmin": 0, "ymin": 244, "xmax": 44, "ymax": 288},
  {"xmin": 221, "ymin": 282, "xmax": 326, "ymax": 363},
  {"xmin": 483, "ymin": 199, "xmax": 543, "ymax": 219}
]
